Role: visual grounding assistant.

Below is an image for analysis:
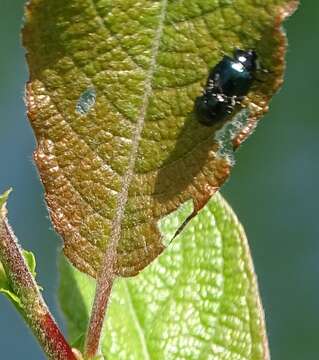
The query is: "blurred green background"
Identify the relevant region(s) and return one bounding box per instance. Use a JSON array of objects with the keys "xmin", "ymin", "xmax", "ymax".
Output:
[{"xmin": 0, "ymin": 1, "xmax": 318, "ymax": 359}]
